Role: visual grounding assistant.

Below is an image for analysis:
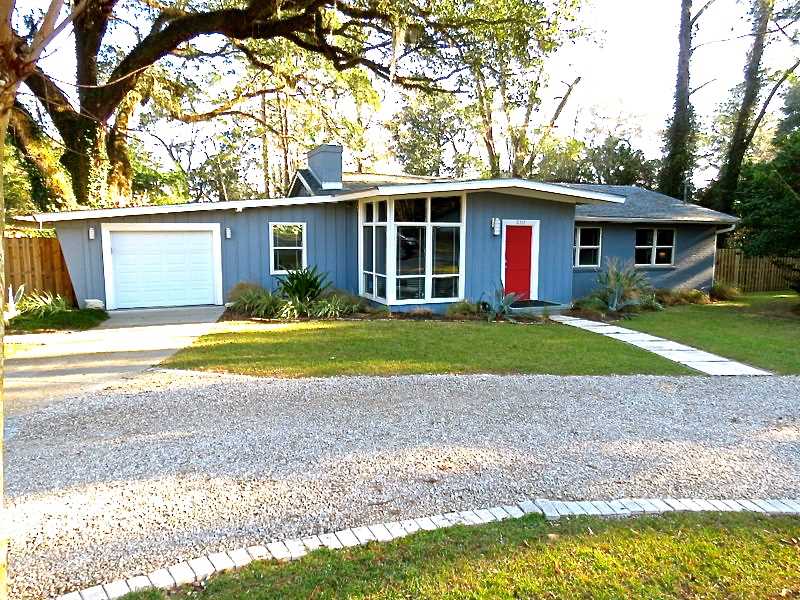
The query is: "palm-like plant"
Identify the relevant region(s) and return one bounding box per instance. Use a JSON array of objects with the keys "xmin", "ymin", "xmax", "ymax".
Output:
[{"xmin": 594, "ymin": 259, "xmax": 652, "ymax": 311}]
